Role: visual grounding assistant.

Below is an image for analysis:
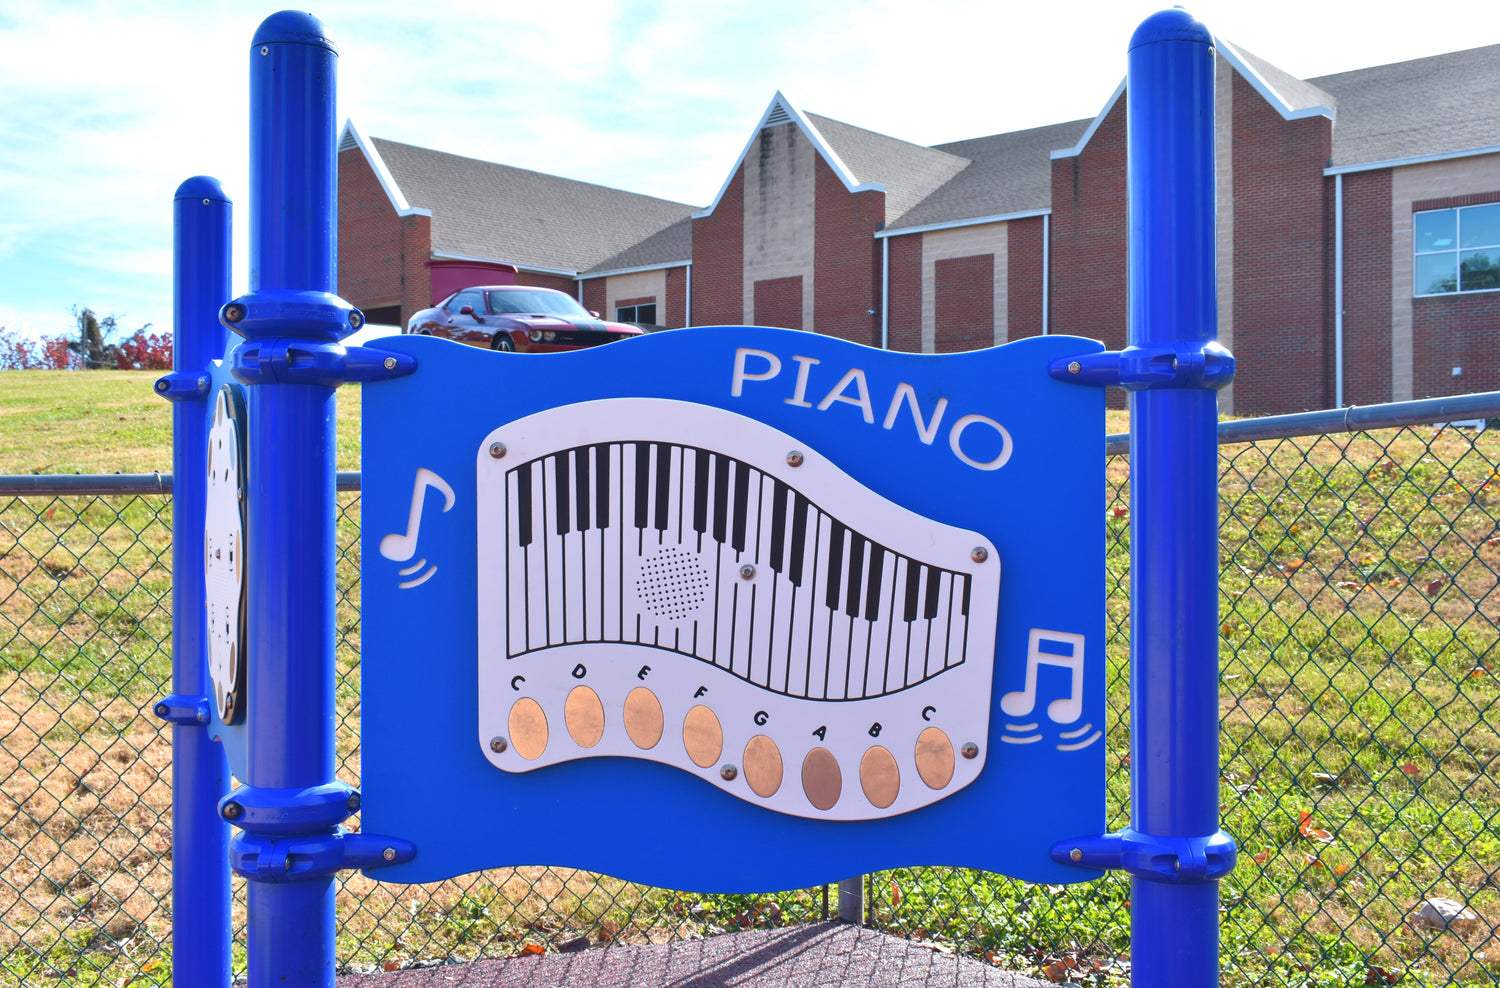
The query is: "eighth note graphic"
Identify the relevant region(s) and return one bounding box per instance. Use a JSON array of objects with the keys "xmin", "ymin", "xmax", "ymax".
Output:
[
  {"xmin": 1000, "ymin": 629, "xmax": 1099, "ymax": 752},
  {"xmin": 381, "ymin": 468, "xmax": 455, "ymax": 589}
]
